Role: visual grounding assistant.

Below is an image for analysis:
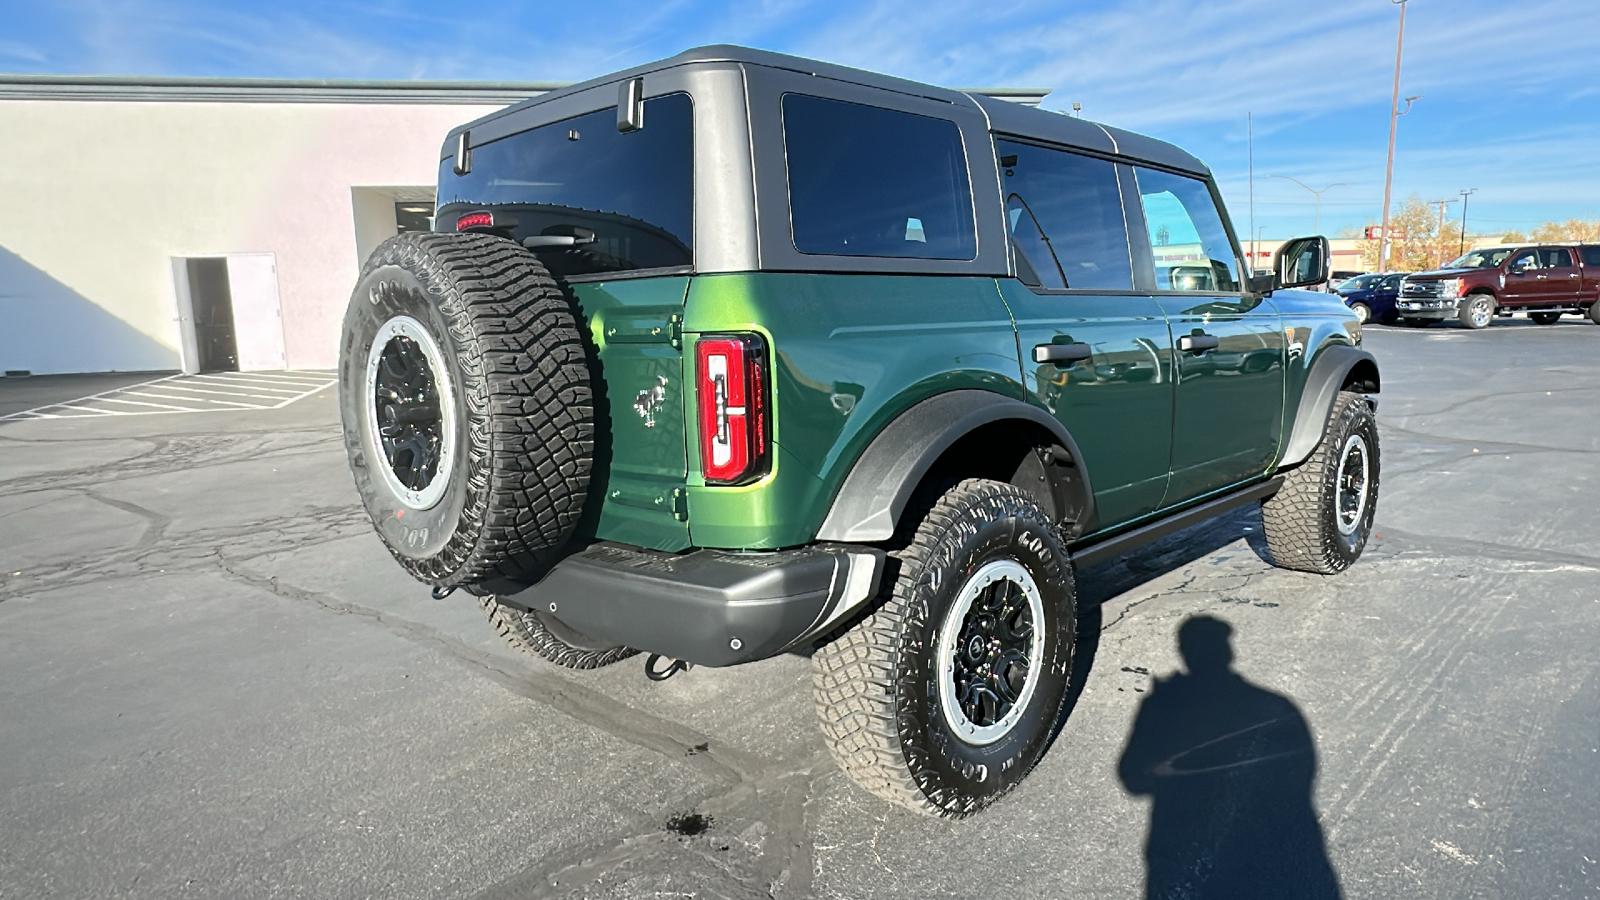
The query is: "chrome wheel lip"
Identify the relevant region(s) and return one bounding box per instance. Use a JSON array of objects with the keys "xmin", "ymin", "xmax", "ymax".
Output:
[
  {"xmin": 935, "ymin": 558, "xmax": 1046, "ymax": 747},
  {"xmin": 365, "ymin": 315, "xmax": 457, "ymax": 511},
  {"xmin": 1335, "ymin": 433, "xmax": 1370, "ymax": 537}
]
